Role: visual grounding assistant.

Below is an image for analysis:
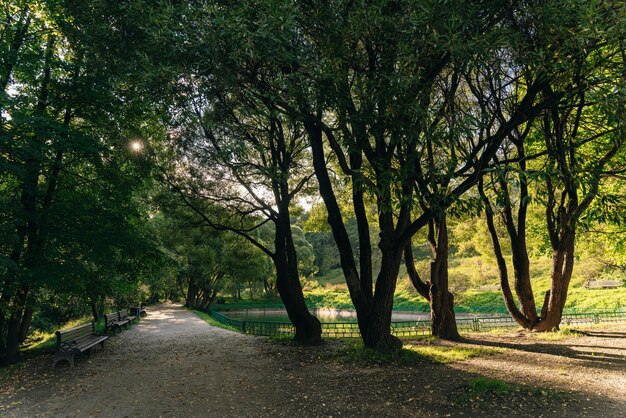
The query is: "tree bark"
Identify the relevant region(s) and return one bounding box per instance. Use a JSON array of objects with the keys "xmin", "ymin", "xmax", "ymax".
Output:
[
  {"xmin": 478, "ymin": 179, "xmax": 534, "ymax": 328},
  {"xmin": 306, "ymin": 121, "xmax": 373, "ymax": 341},
  {"xmin": 428, "ymin": 216, "xmax": 459, "ymax": 340},
  {"xmin": 3, "ymin": 316, "xmax": 20, "ymax": 364},
  {"xmin": 362, "ymin": 242, "xmax": 403, "ymax": 349},
  {"xmin": 274, "ymin": 206, "xmax": 321, "ymax": 344},
  {"xmin": 533, "ymin": 230, "xmax": 576, "ymax": 331},
  {"xmin": 91, "ymin": 300, "xmax": 100, "ymax": 322},
  {"xmin": 404, "ymin": 242, "xmax": 430, "ymax": 300},
  {"xmin": 18, "ymin": 306, "xmax": 33, "ymax": 343},
  {"xmin": 186, "ymin": 281, "xmax": 198, "ymax": 308}
]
